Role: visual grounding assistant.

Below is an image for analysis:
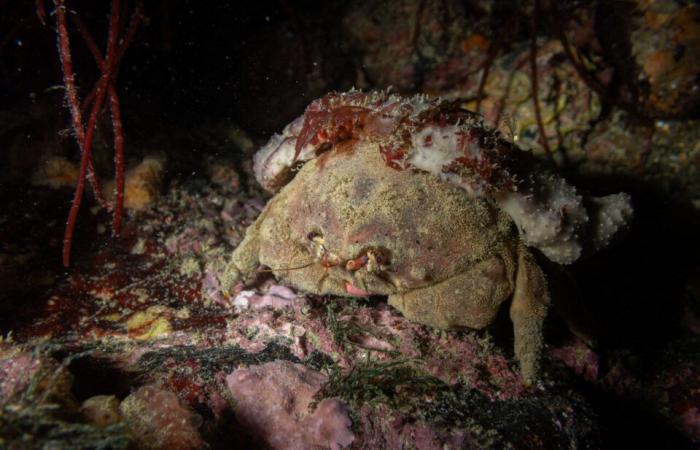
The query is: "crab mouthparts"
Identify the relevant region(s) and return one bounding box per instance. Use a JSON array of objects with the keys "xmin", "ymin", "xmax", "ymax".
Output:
[{"xmin": 344, "ymin": 281, "xmax": 372, "ymax": 297}]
